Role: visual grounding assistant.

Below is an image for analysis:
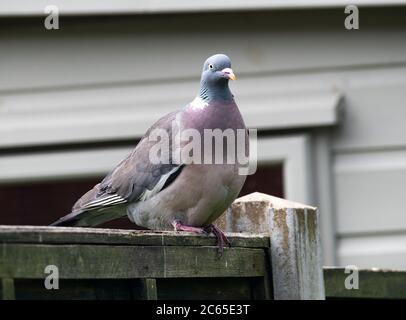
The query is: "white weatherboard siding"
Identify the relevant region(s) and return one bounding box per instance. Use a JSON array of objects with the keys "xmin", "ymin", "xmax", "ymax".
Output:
[
  {"xmin": 334, "ymin": 149, "xmax": 406, "ymax": 269},
  {"xmin": 338, "ymin": 234, "xmax": 406, "ymax": 269},
  {"xmin": 1, "ymin": 20, "xmax": 406, "ymax": 91},
  {"xmin": 332, "ymin": 72, "xmax": 406, "ymax": 151},
  {"xmin": 335, "ymin": 149, "xmax": 406, "ymax": 234},
  {"xmin": 329, "ymin": 64, "xmax": 406, "ymax": 268}
]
